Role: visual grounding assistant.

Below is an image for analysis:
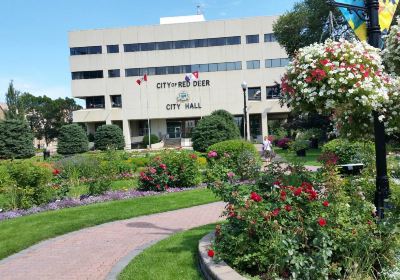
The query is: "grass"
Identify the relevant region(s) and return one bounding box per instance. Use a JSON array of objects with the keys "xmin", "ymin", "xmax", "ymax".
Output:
[
  {"xmin": 0, "ymin": 188, "xmax": 219, "ymax": 260},
  {"xmin": 275, "ymin": 148, "xmax": 322, "ymax": 166},
  {"xmin": 119, "ymin": 223, "xmax": 216, "ymax": 280}
]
